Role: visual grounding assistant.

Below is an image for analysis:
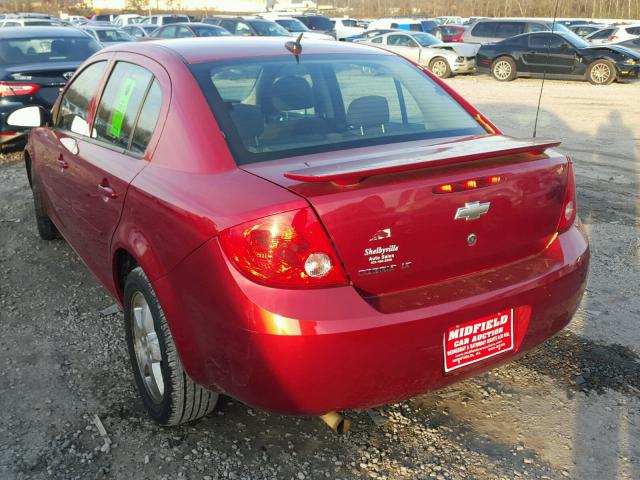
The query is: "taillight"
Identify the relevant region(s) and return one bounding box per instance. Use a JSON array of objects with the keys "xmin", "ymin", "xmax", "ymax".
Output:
[
  {"xmin": 607, "ymin": 35, "xmax": 618, "ymax": 41},
  {"xmin": 557, "ymin": 162, "xmax": 577, "ymax": 233},
  {"xmin": 0, "ymin": 82, "xmax": 40, "ymax": 97},
  {"xmin": 219, "ymin": 208, "xmax": 348, "ymax": 288}
]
